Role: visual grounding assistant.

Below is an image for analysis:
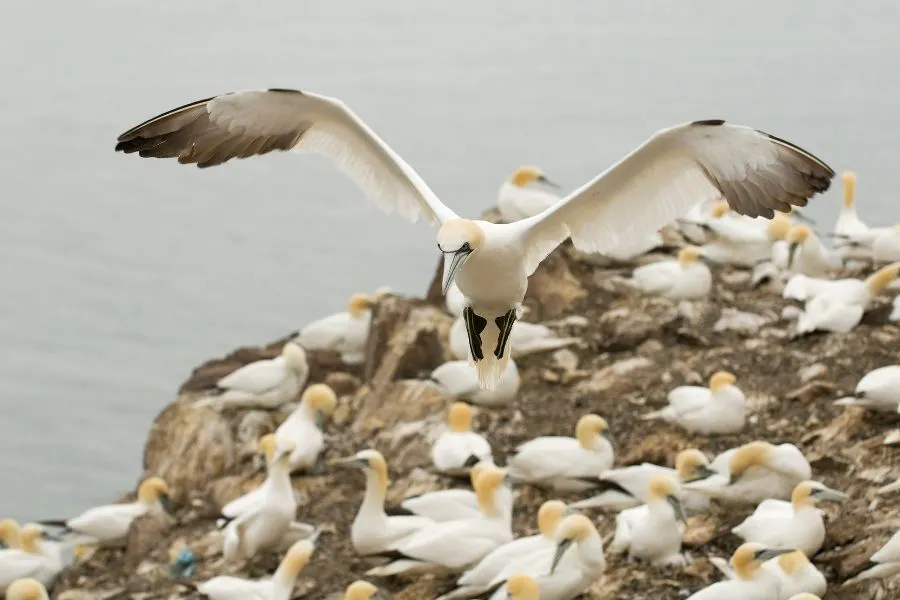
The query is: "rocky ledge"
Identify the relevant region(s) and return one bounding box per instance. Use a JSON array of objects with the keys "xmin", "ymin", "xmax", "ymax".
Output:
[{"xmin": 54, "ymin": 215, "xmax": 900, "ymax": 600}]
